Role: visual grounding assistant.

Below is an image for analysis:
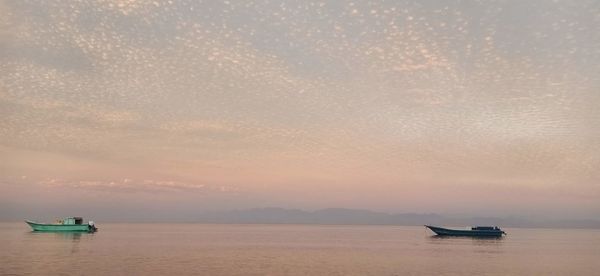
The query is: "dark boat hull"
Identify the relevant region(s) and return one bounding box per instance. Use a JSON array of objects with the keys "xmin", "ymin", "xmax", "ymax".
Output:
[{"xmin": 425, "ymin": 225, "xmax": 505, "ymax": 237}]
